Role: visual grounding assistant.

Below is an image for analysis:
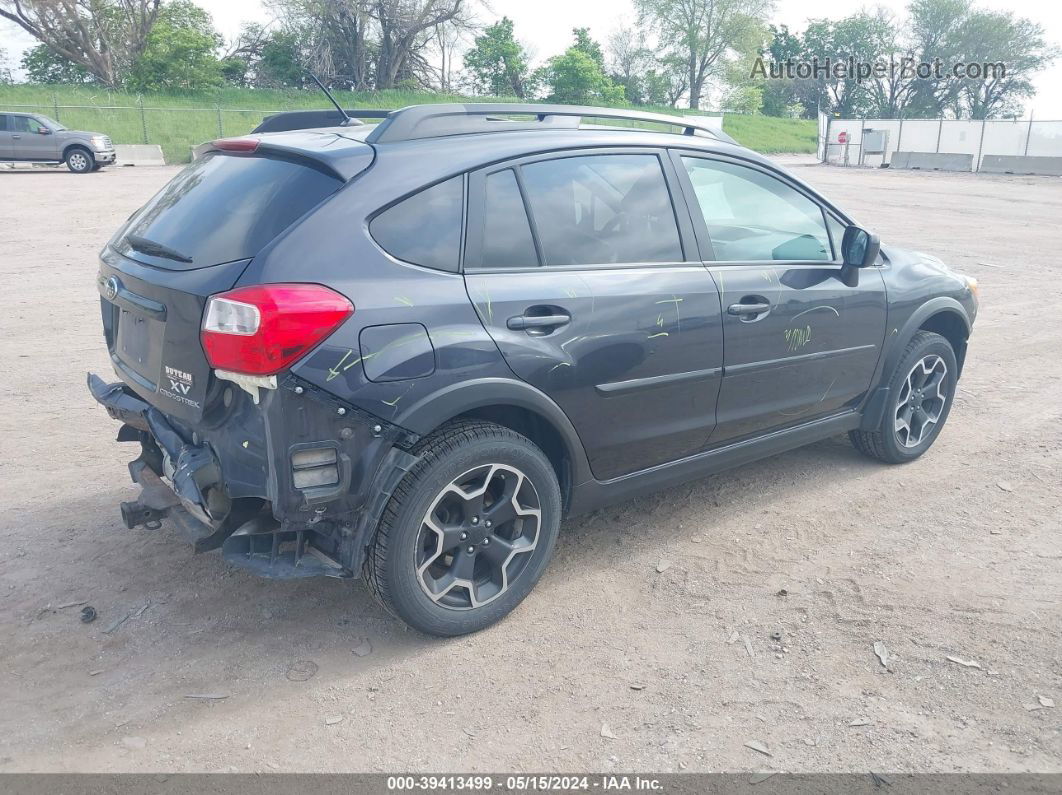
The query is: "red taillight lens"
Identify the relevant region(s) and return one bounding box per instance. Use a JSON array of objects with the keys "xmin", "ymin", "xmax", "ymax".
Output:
[
  {"xmin": 212, "ymin": 137, "xmax": 259, "ymax": 152},
  {"xmin": 201, "ymin": 284, "xmax": 353, "ymax": 376}
]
